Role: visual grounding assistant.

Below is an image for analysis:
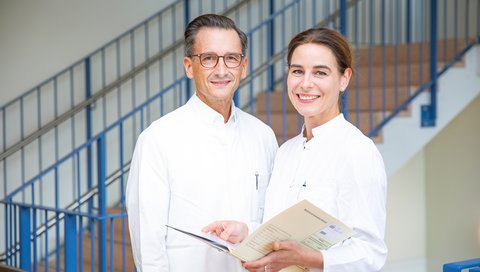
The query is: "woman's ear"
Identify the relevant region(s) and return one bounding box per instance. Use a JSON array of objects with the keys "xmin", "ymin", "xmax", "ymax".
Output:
[{"xmin": 340, "ymin": 67, "xmax": 353, "ymax": 91}]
